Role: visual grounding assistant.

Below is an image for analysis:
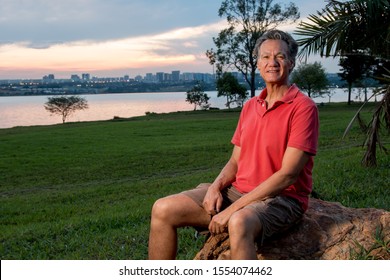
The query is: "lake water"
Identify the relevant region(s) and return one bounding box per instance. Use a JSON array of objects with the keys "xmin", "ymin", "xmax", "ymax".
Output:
[{"xmin": 0, "ymin": 88, "xmax": 375, "ymax": 129}]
